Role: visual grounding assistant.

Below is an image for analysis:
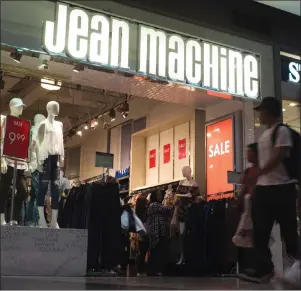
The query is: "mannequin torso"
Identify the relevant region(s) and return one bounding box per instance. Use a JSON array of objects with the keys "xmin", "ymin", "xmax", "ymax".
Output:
[{"xmin": 38, "ymin": 101, "xmax": 64, "ymax": 165}]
